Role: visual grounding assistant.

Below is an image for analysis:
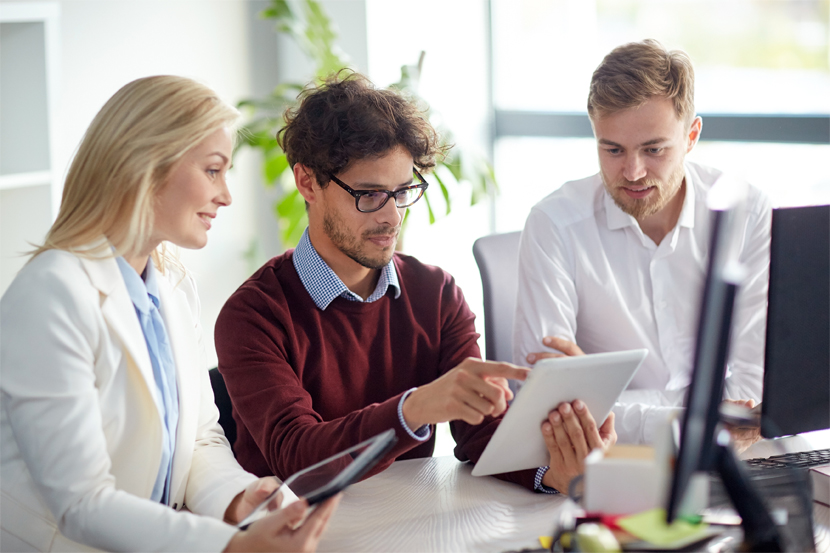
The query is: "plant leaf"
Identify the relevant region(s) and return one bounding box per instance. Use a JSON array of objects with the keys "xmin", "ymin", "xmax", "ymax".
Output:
[
  {"xmin": 442, "ymin": 154, "xmax": 464, "ymax": 183},
  {"xmin": 422, "ymin": 189, "xmax": 436, "ymax": 225},
  {"xmin": 260, "ymin": 0, "xmax": 293, "ymax": 21},
  {"xmin": 485, "ymin": 161, "xmax": 499, "ymax": 193},
  {"xmin": 264, "ymin": 153, "xmax": 290, "ymax": 185},
  {"xmin": 432, "ymin": 171, "xmax": 451, "ymax": 215},
  {"xmin": 275, "ymin": 189, "xmax": 308, "ymax": 246},
  {"xmin": 471, "ymin": 173, "xmax": 484, "ymax": 205}
]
